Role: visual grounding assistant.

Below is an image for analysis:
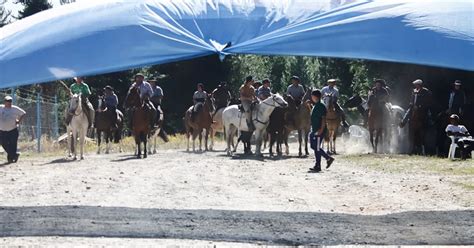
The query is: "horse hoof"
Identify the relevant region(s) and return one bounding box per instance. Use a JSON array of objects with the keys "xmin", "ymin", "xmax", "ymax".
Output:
[
  {"xmin": 80, "ymin": 156, "xmax": 84, "ymax": 160},
  {"xmin": 144, "ymin": 154, "xmax": 147, "ymax": 158},
  {"xmin": 105, "ymin": 151, "xmax": 109, "ymax": 154}
]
